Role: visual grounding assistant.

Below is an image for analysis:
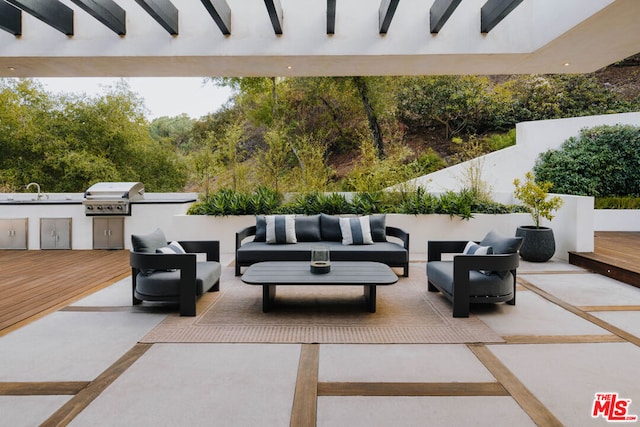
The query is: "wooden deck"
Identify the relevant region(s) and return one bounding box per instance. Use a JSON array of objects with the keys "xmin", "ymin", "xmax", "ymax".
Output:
[
  {"xmin": 569, "ymin": 231, "xmax": 640, "ymax": 288},
  {"xmin": 0, "ymin": 250, "xmax": 130, "ymax": 336}
]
